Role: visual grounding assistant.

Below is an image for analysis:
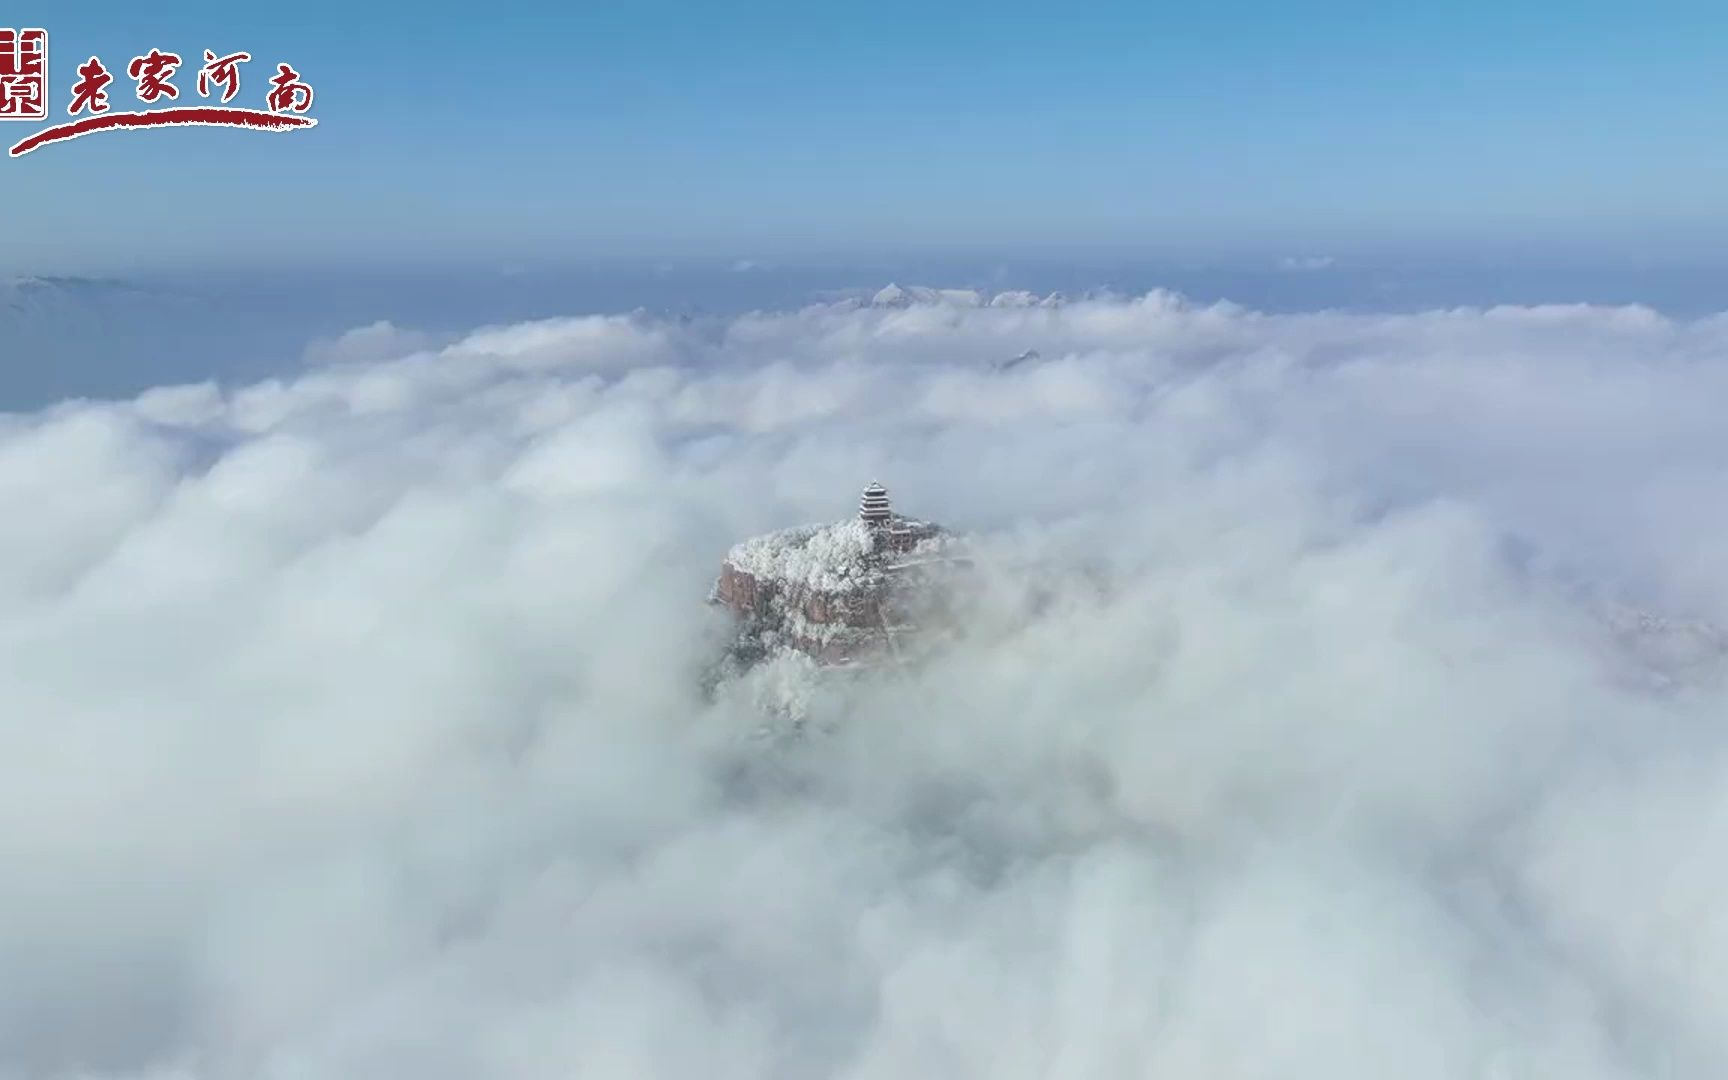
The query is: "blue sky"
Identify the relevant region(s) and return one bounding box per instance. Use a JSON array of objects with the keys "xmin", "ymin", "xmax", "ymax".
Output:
[{"xmin": 5, "ymin": 0, "xmax": 1728, "ymax": 276}]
